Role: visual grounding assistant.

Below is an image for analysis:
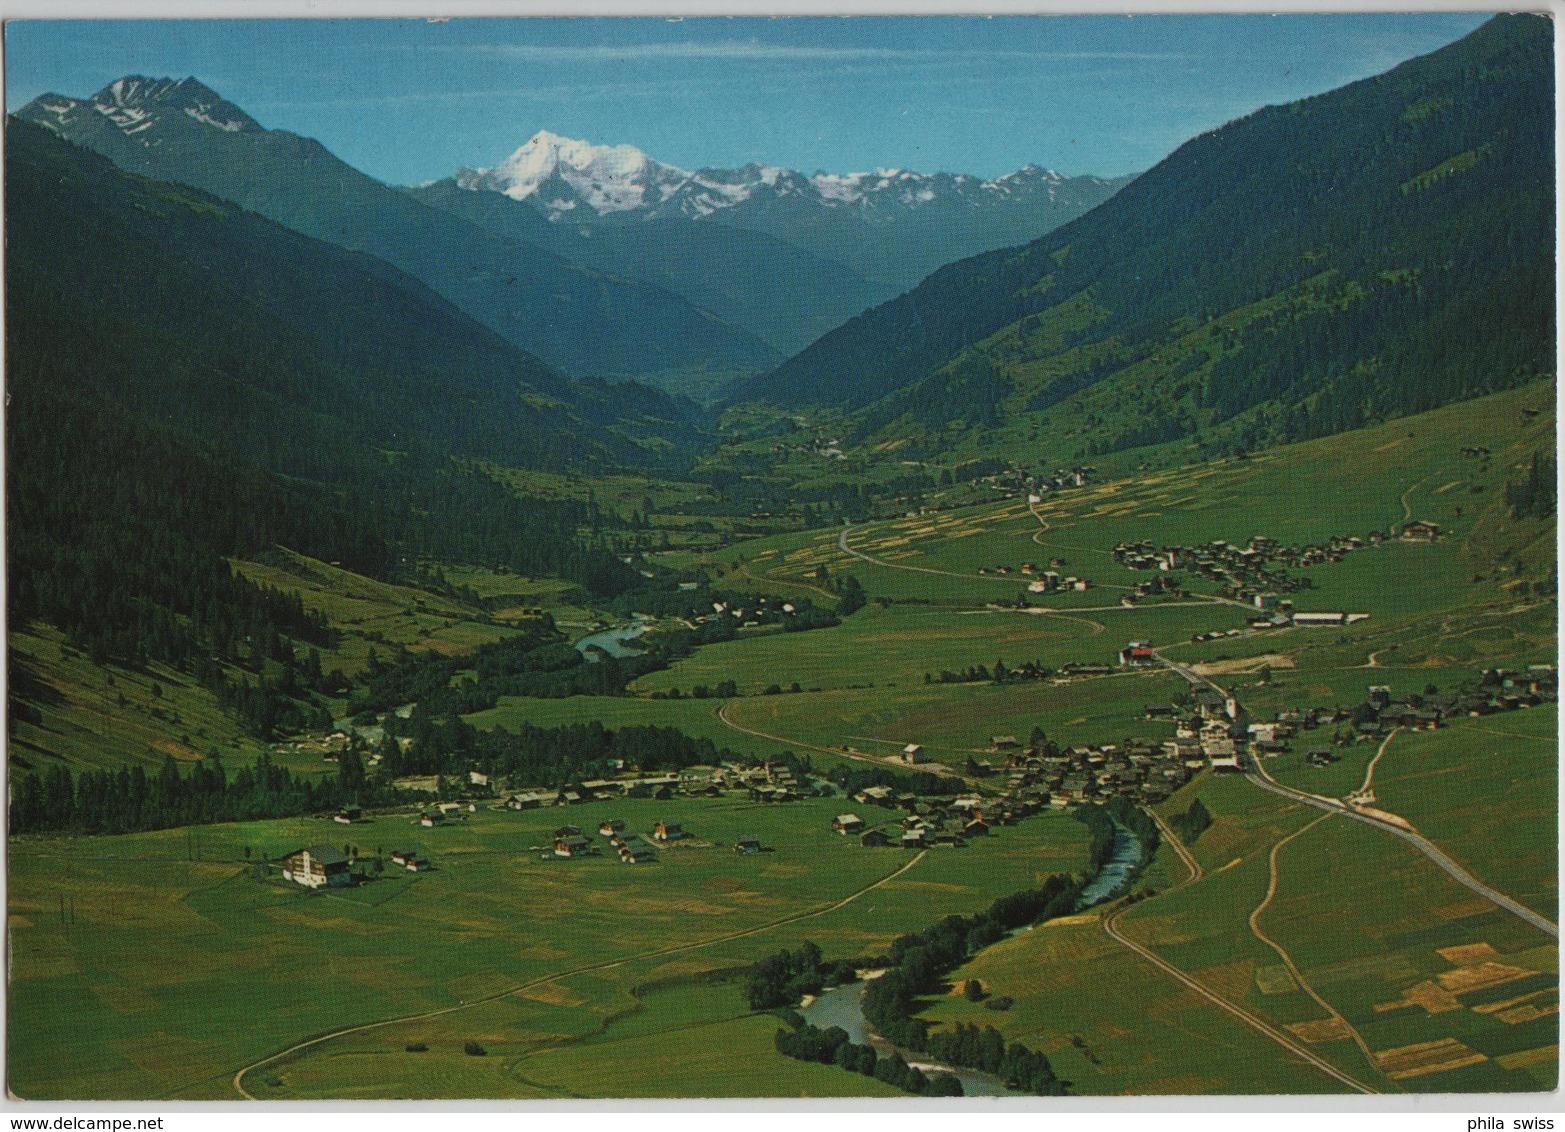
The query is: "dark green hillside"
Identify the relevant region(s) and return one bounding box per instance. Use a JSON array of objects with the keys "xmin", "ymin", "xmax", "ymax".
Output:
[
  {"xmin": 735, "ymin": 14, "xmax": 1553, "ymax": 459},
  {"xmin": 17, "ymin": 79, "xmax": 778, "ymax": 380},
  {"xmin": 411, "ymin": 177, "xmax": 899, "ymax": 359},
  {"xmin": 6, "ymin": 121, "xmax": 652, "ymax": 705}
]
